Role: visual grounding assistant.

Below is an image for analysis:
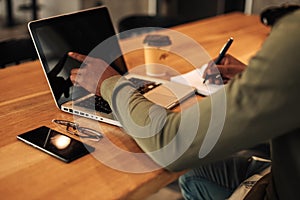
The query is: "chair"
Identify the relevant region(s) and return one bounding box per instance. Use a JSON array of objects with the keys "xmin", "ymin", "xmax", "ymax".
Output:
[
  {"xmin": 271, "ymin": 130, "xmax": 300, "ymax": 199},
  {"xmin": 0, "ymin": 37, "xmax": 38, "ymax": 68}
]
